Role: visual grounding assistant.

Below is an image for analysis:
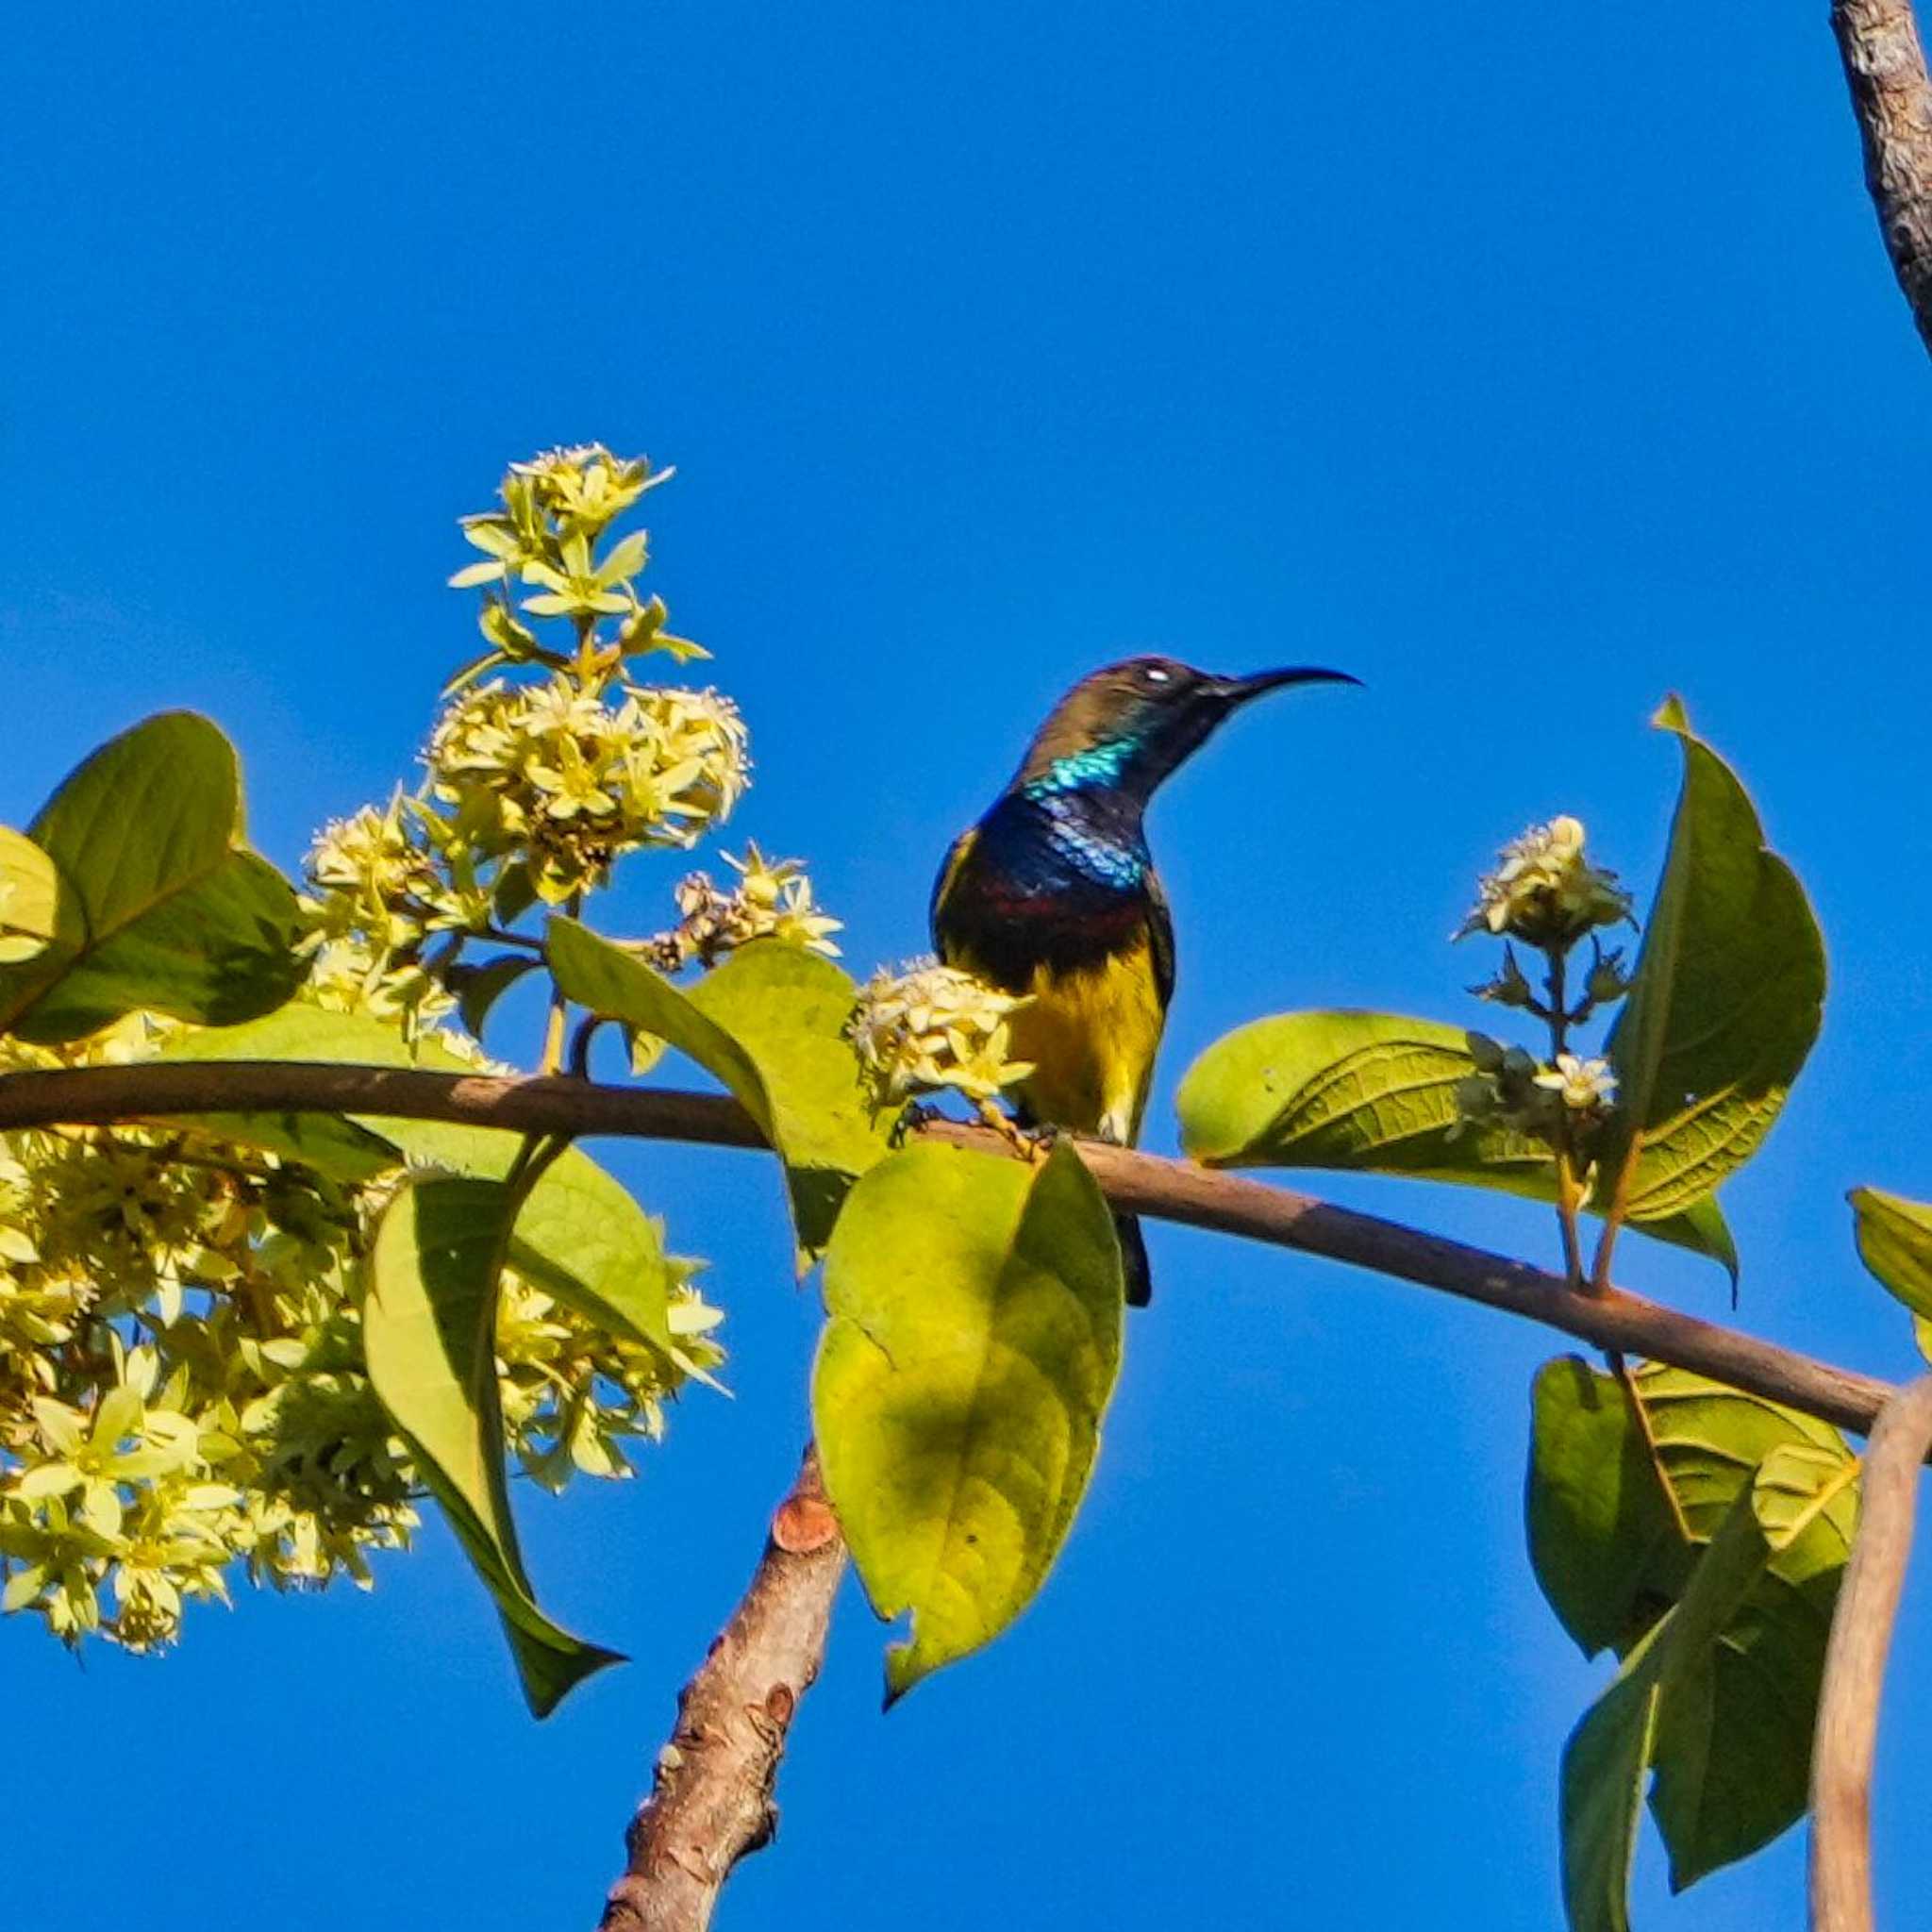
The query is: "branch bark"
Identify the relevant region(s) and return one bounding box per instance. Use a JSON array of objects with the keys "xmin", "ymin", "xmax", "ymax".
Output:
[
  {"xmin": 1809, "ymin": 1374, "xmax": 1932, "ymax": 1932},
  {"xmin": 599, "ymin": 1444, "xmax": 846, "ymax": 1932},
  {"xmin": 1833, "ymin": 0, "xmax": 1932, "ymax": 352},
  {"xmin": 0, "ymin": 1059, "xmax": 1904, "ymax": 1439}
]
